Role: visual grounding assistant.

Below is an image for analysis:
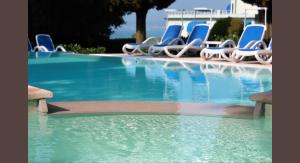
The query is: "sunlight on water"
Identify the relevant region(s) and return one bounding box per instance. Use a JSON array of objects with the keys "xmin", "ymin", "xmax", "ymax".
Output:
[
  {"xmin": 28, "ymin": 52, "xmax": 272, "ymax": 162},
  {"xmin": 29, "ymin": 112, "xmax": 272, "ymax": 163},
  {"xmin": 28, "ymin": 53, "xmax": 272, "ymax": 106}
]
